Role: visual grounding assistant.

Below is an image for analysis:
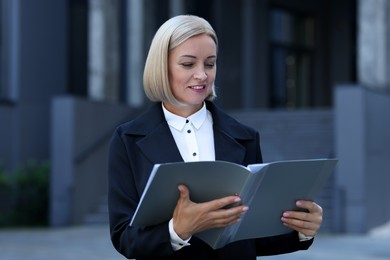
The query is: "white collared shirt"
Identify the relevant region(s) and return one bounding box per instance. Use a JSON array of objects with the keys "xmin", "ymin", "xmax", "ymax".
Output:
[
  {"xmin": 162, "ymin": 102, "xmax": 215, "ymax": 250},
  {"xmin": 162, "ymin": 102, "xmax": 215, "ymax": 162}
]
